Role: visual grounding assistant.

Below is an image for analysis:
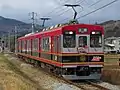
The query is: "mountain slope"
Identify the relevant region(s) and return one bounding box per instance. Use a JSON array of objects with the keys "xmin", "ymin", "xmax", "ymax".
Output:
[
  {"xmin": 0, "ymin": 16, "xmax": 26, "ymax": 25},
  {"xmin": 0, "ymin": 16, "xmax": 31, "ymax": 35},
  {"xmin": 0, "ymin": 16, "xmax": 120, "ymax": 38},
  {"xmin": 100, "ymin": 20, "xmax": 120, "ymax": 38}
]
